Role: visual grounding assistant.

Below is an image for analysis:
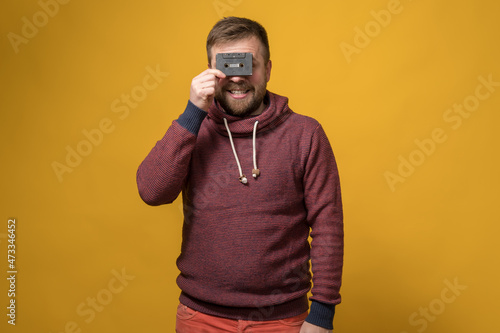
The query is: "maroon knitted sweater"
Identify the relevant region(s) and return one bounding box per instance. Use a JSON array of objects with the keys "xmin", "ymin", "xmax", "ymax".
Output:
[{"xmin": 137, "ymin": 91, "xmax": 343, "ymax": 326}]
